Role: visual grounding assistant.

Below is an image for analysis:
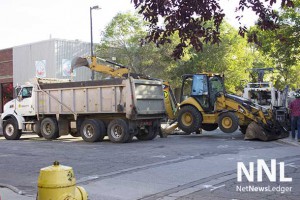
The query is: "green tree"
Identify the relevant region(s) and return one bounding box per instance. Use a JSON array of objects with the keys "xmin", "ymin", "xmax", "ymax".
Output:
[
  {"xmin": 96, "ymin": 12, "xmax": 176, "ymax": 79},
  {"xmin": 164, "ymin": 22, "xmax": 269, "ymax": 94},
  {"xmin": 248, "ymin": 1, "xmax": 300, "ymax": 89},
  {"xmin": 132, "ymin": 0, "xmax": 294, "ymax": 59}
]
